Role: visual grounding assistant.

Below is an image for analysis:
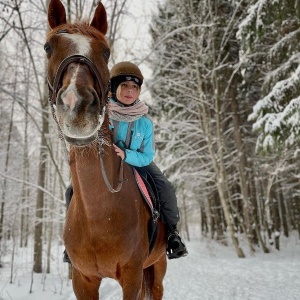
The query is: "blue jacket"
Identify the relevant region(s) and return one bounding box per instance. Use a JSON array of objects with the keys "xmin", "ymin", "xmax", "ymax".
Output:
[{"xmin": 110, "ymin": 113, "xmax": 155, "ymax": 167}]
